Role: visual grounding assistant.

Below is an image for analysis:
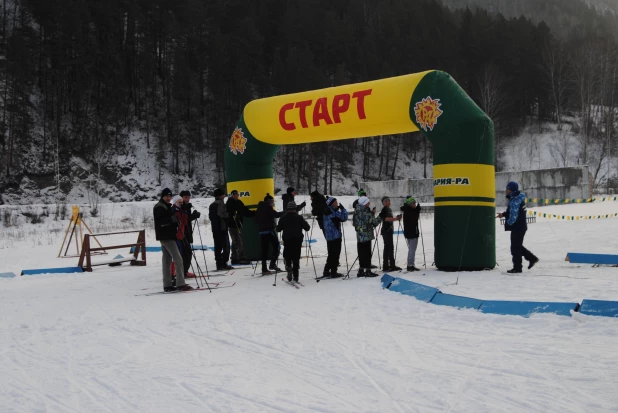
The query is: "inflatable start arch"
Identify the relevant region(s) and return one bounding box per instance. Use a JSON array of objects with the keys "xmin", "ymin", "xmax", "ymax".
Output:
[{"xmin": 224, "ymin": 70, "xmax": 495, "ymax": 271}]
